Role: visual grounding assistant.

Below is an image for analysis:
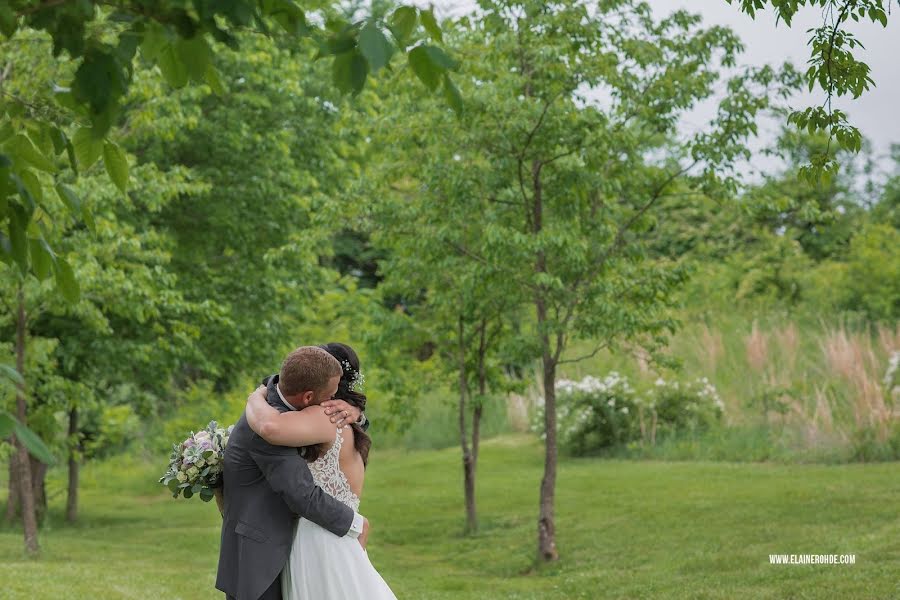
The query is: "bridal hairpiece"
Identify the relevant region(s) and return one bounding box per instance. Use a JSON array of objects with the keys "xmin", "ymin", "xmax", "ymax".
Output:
[{"xmin": 340, "ymin": 359, "xmax": 365, "ymax": 392}]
